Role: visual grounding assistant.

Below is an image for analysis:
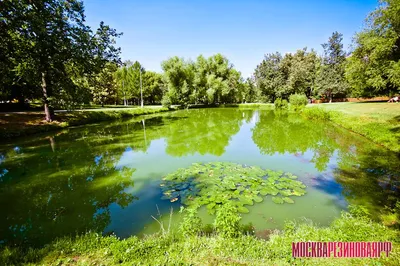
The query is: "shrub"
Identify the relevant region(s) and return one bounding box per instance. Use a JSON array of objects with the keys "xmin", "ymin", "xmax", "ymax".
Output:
[
  {"xmin": 161, "ymin": 95, "xmax": 172, "ymax": 108},
  {"xmin": 179, "ymin": 207, "xmax": 203, "ymax": 236},
  {"xmin": 301, "ymin": 107, "xmax": 331, "ymax": 120},
  {"xmin": 289, "ymin": 93, "xmax": 308, "ymax": 111},
  {"xmin": 214, "ymin": 203, "xmax": 242, "ymax": 238},
  {"xmin": 274, "ymin": 98, "xmax": 288, "ymax": 110}
]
